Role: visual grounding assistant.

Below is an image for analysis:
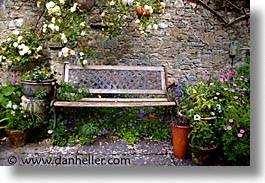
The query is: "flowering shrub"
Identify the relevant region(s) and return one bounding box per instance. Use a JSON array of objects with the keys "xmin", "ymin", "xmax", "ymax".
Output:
[
  {"xmin": 213, "ymin": 65, "xmax": 250, "ymax": 165},
  {"xmin": 0, "ymin": 28, "xmax": 43, "ymax": 67},
  {"xmin": 23, "ymin": 65, "xmax": 57, "ymax": 82},
  {"xmin": 181, "ymin": 62, "xmax": 250, "ymax": 165},
  {"xmin": 37, "ymin": 0, "xmax": 94, "ymax": 65}
]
